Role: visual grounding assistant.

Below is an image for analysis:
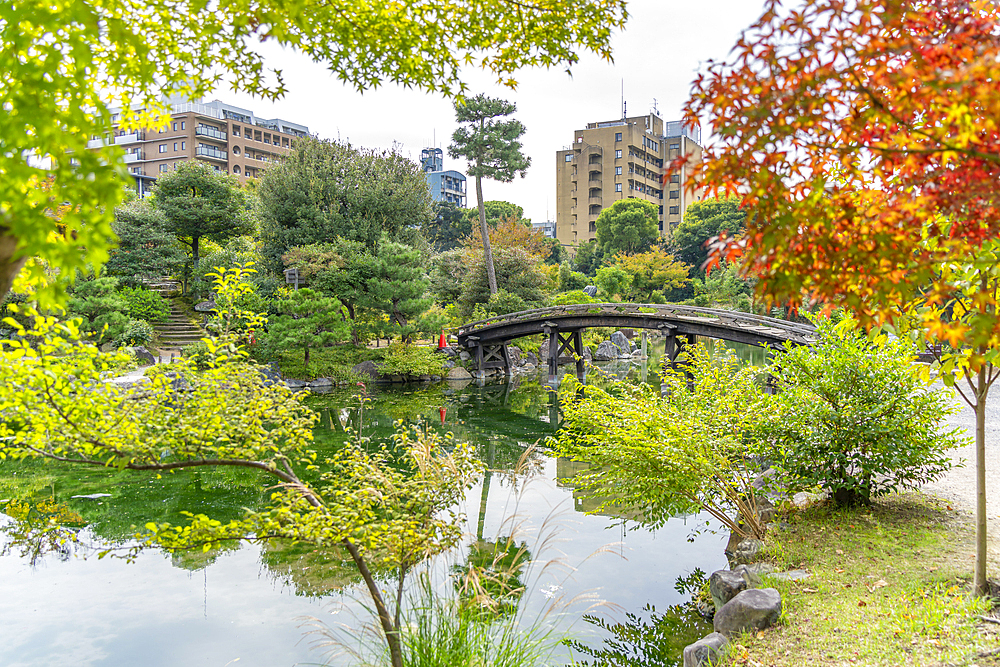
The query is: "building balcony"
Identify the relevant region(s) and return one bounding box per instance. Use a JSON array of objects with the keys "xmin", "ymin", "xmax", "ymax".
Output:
[
  {"xmin": 195, "ymin": 146, "xmax": 228, "ymax": 161},
  {"xmin": 114, "ymin": 132, "xmax": 142, "ymax": 145},
  {"xmin": 195, "ymin": 126, "xmax": 228, "ymax": 141},
  {"xmin": 588, "ymin": 196, "xmax": 603, "ymax": 206},
  {"xmin": 585, "ymin": 145, "xmax": 603, "ymax": 158},
  {"xmin": 123, "ymin": 151, "xmax": 143, "ymax": 163},
  {"xmin": 588, "ymin": 175, "xmax": 602, "ymax": 186}
]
